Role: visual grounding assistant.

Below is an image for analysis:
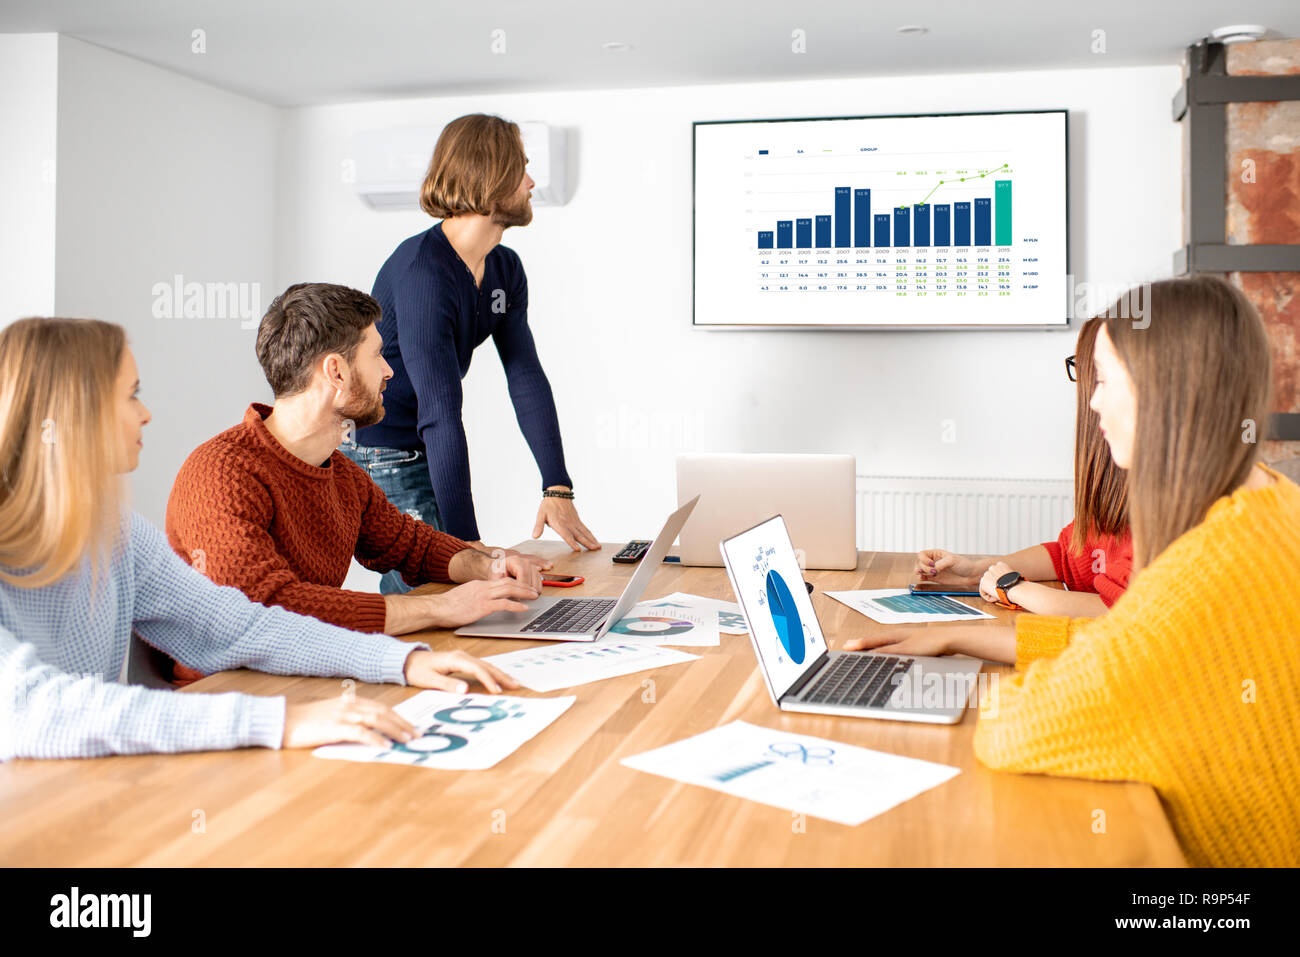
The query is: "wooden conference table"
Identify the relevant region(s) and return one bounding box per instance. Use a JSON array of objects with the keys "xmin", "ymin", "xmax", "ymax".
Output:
[{"xmin": 0, "ymin": 544, "xmax": 1185, "ymax": 867}]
